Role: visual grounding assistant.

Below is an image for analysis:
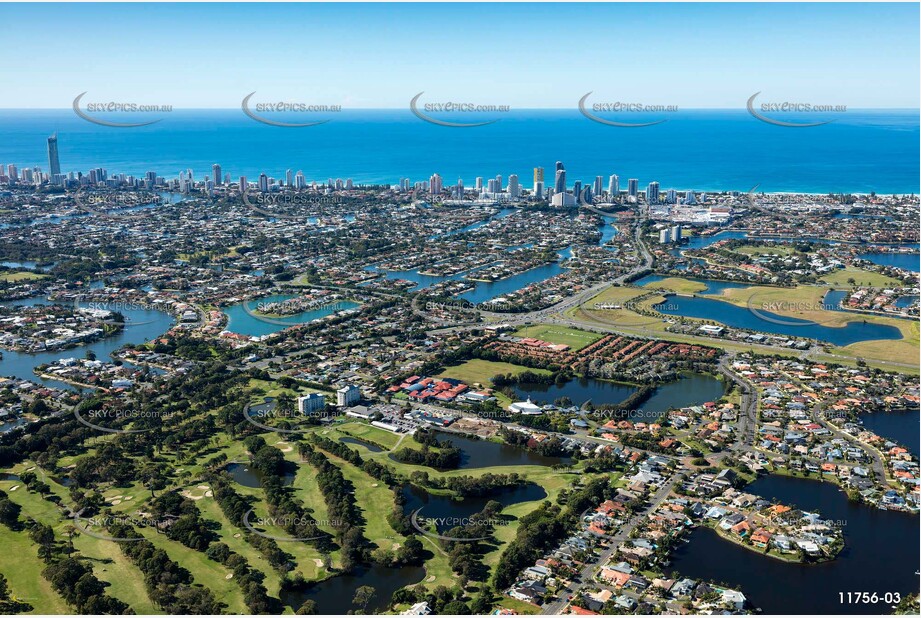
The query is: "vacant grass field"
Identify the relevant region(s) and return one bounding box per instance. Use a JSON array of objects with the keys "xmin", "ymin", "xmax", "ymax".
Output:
[
  {"xmin": 438, "ymin": 359, "xmax": 551, "ymax": 389},
  {"xmin": 733, "ymin": 244, "xmax": 802, "ymax": 257},
  {"xmin": 819, "ymin": 267, "xmax": 903, "ymax": 288},
  {"xmin": 0, "ymin": 271, "xmax": 49, "ymax": 282},
  {"xmin": 640, "ymin": 276, "xmax": 709, "ymax": 294},
  {"xmin": 512, "ymin": 324, "xmax": 602, "ymax": 350}
]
